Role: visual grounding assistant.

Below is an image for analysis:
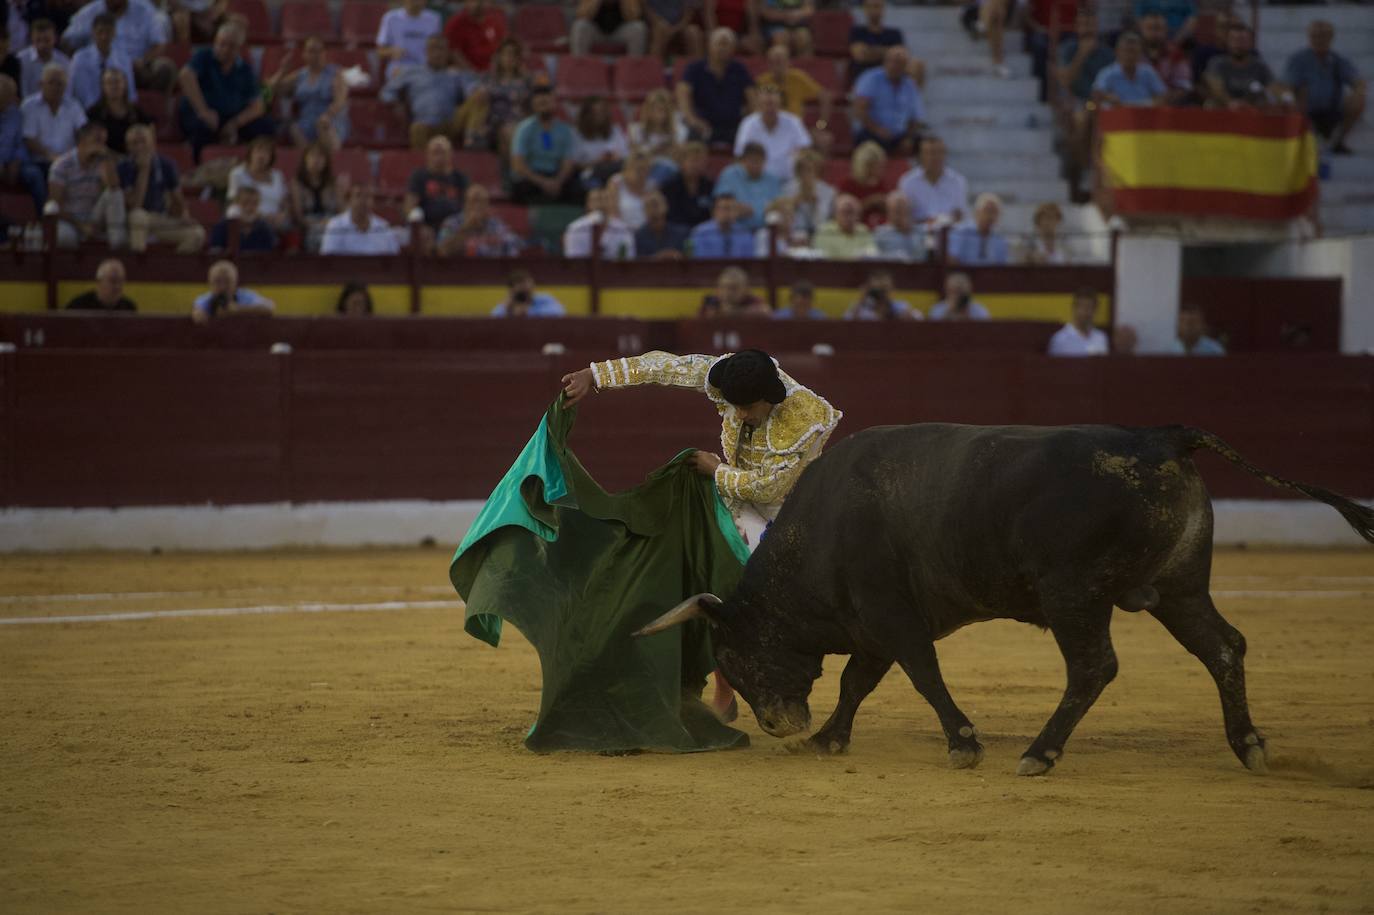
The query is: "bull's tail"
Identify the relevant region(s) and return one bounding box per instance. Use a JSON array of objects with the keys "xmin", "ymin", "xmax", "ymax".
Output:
[{"xmin": 1175, "ymin": 427, "xmax": 1374, "ymax": 544}]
